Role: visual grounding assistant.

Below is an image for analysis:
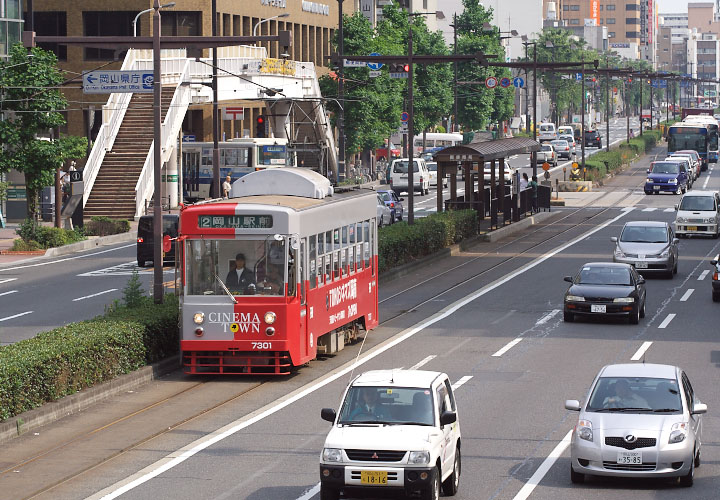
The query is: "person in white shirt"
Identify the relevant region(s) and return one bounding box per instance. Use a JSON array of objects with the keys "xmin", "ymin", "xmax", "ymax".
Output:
[
  {"xmin": 519, "ymin": 172, "xmax": 529, "ymax": 191},
  {"xmin": 222, "ymin": 175, "xmax": 232, "ymax": 198}
]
